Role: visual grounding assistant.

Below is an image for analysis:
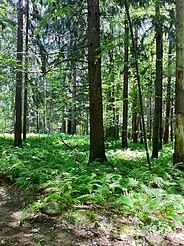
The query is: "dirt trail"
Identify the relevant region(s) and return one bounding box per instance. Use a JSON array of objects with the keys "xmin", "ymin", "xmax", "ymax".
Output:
[
  {"xmin": 0, "ymin": 180, "xmax": 184, "ymax": 246},
  {"xmin": 0, "ymin": 182, "xmax": 83, "ymax": 246}
]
